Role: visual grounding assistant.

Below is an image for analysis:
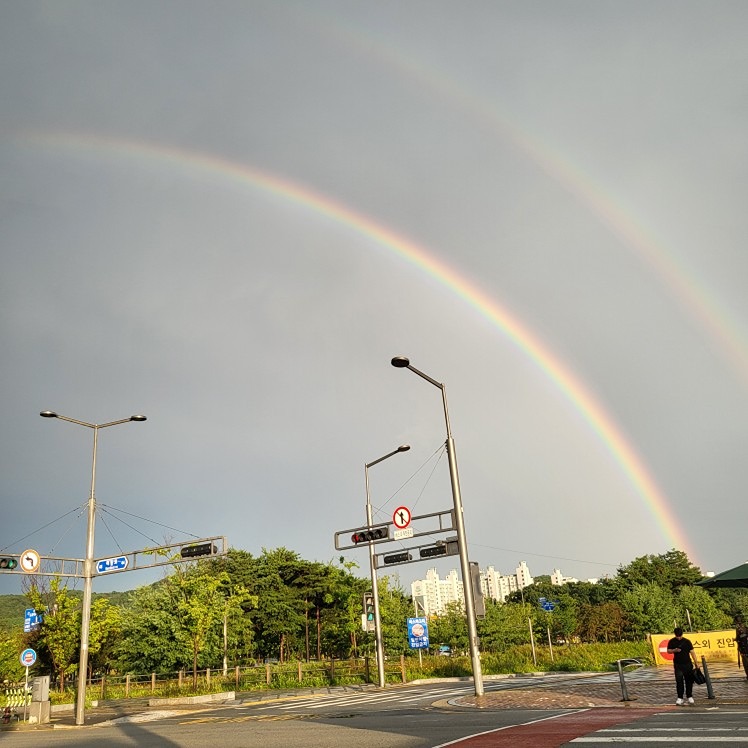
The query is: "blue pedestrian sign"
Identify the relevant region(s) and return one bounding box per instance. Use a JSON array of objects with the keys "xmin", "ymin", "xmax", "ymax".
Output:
[
  {"xmin": 407, "ymin": 617, "xmax": 429, "ymax": 649},
  {"xmin": 96, "ymin": 556, "xmax": 129, "ymax": 574},
  {"xmin": 539, "ymin": 597, "xmax": 558, "ymax": 612}
]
